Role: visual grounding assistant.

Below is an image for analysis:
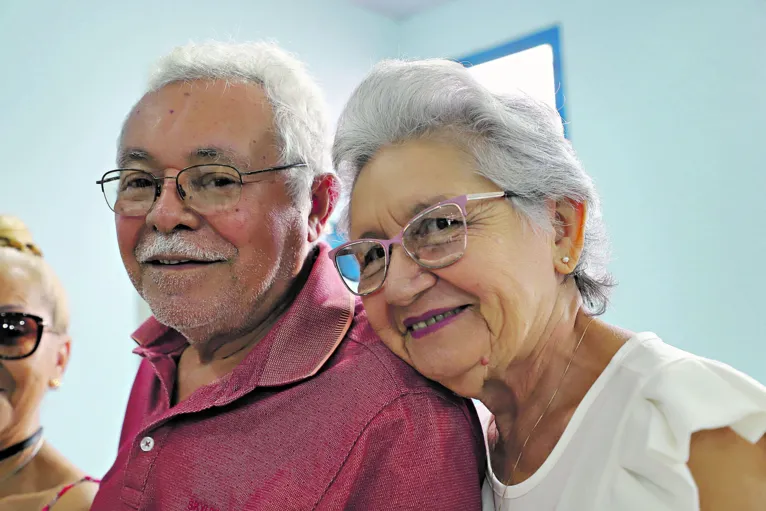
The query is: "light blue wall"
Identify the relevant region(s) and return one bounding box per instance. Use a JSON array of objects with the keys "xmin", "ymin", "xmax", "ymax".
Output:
[
  {"xmin": 0, "ymin": 0, "xmax": 396, "ymax": 476},
  {"xmin": 398, "ymin": 0, "xmax": 766, "ymax": 382}
]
